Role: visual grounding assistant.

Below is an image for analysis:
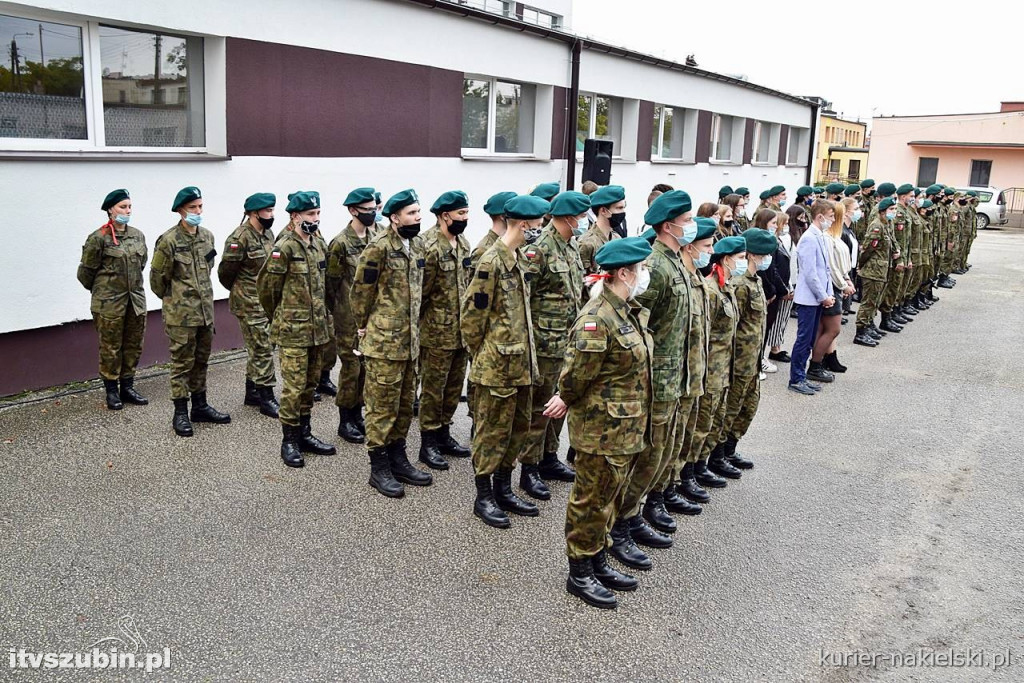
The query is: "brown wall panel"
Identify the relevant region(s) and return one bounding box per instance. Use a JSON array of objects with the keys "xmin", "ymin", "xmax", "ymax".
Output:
[
  {"xmin": 695, "ymin": 110, "xmax": 712, "ymax": 163},
  {"xmin": 742, "ymin": 119, "xmax": 755, "ymax": 165},
  {"xmin": 551, "ymin": 86, "xmax": 569, "ymax": 160},
  {"xmin": 637, "ymin": 100, "xmax": 654, "ymax": 162},
  {"xmin": 778, "ymin": 125, "xmax": 790, "ymax": 165}
]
